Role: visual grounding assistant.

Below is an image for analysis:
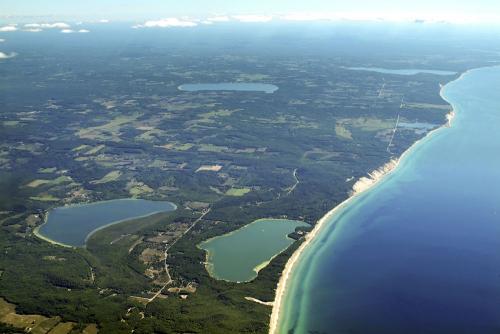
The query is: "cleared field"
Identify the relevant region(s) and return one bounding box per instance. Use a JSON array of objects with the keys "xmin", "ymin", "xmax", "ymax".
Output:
[
  {"xmin": 84, "ymin": 145, "xmax": 105, "ymax": 155},
  {"xmin": 136, "ymin": 129, "xmax": 167, "ymax": 142},
  {"xmin": 0, "ymin": 298, "xmax": 52, "ymax": 332},
  {"xmin": 25, "ymin": 176, "xmax": 72, "ymax": 188},
  {"xmin": 196, "ymin": 165, "xmax": 223, "ymax": 173},
  {"xmin": 127, "ymin": 181, "xmax": 154, "ymax": 196},
  {"xmin": 31, "ymin": 317, "xmax": 61, "ymax": 334},
  {"xmin": 29, "ymin": 194, "xmax": 60, "ymax": 202},
  {"xmin": 47, "ymin": 321, "xmax": 74, "ymax": 334},
  {"xmin": 38, "ymin": 167, "xmax": 57, "ymax": 174},
  {"xmin": 1, "ymin": 298, "xmax": 91, "ymax": 333},
  {"xmin": 302, "ymin": 148, "xmax": 341, "ymax": 161},
  {"xmin": 335, "ymin": 123, "xmax": 353, "ymax": 140},
  {"xmin": 3, "ymin": 120, "xmax": 20, "ymax": 126},
  {"xmin": 198, "ymin": 144, "xmax": 228, "ymax": 153},
  {"xmin": 340, "ymin": 117, "xmax": 395, "ymax": 132},
  {"xmin": 225, "ymin": 187, "xmax": 251, "ymax": 196},
  {"xmin": 77, "ymin": 114, "xmax": 140, "ymax": 141},
  {"xmin": 0, "ymin": 298, "xmax": 16, "ymax": 318},
  {"xmin": 91, "ymin": 170, "xmax": 122, "ymax": 184},
  {"xmin": 159, "ymin": 142, "xmax": 194, "ymax": 151},
  {"xmin": 82, "ymin": 324, "xmax": 99, "ymax": 334},
  {"xmin": 199, "ymin": 109, "xmax": 238, "ymax": 119},
  {"xmin": 72, "ymin": 144, "xmax": 90, "ymax": 152}
]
